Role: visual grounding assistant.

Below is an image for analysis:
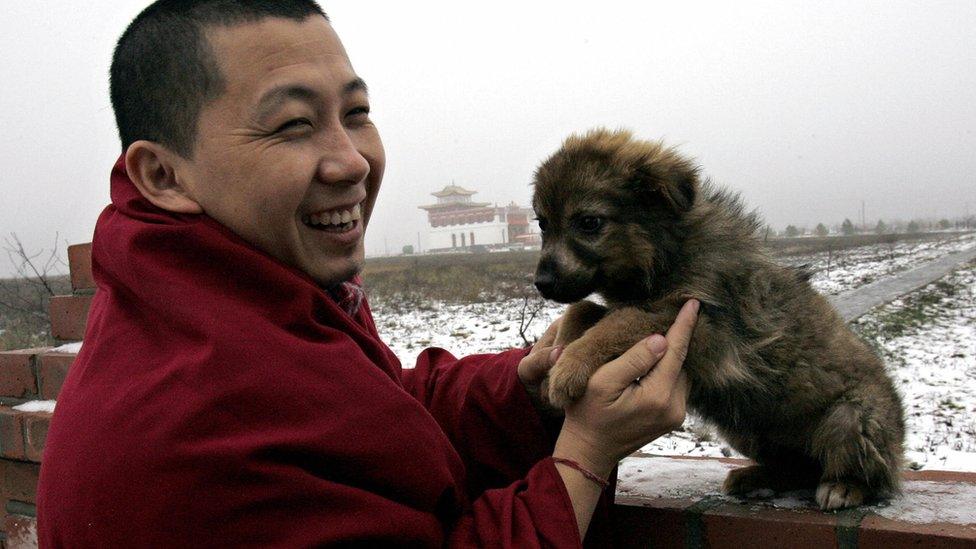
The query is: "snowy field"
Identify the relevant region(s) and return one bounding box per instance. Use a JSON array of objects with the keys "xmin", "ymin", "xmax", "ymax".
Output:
[{"xmin": 370, "ymin": 232, "xmax": 976, "ymax": 471}]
